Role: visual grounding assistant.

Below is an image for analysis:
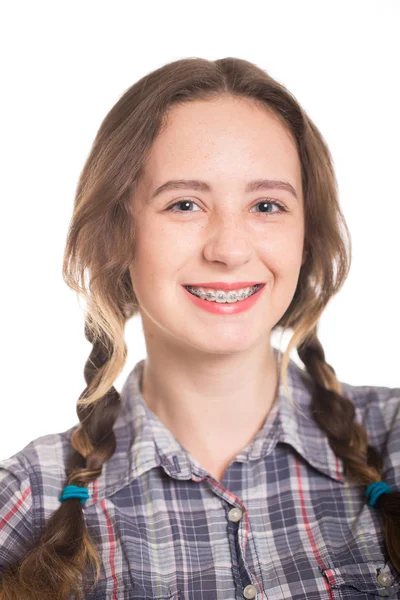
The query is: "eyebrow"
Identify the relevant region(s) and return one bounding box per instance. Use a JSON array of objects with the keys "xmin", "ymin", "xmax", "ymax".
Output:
[{"xmin": 149, "ymin": 178, "xmax": 298, "ymax": 201}]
